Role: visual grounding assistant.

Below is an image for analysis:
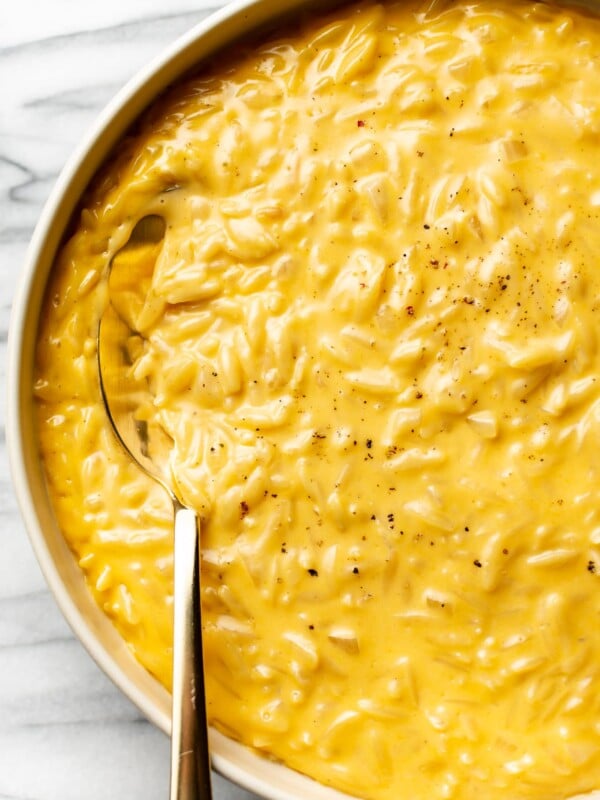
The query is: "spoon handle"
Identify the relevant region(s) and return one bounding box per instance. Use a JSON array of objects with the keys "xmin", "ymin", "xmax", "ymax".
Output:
[{"xmin": 170, "ymin": 504, "xmax": 213, "ymax": 800}]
